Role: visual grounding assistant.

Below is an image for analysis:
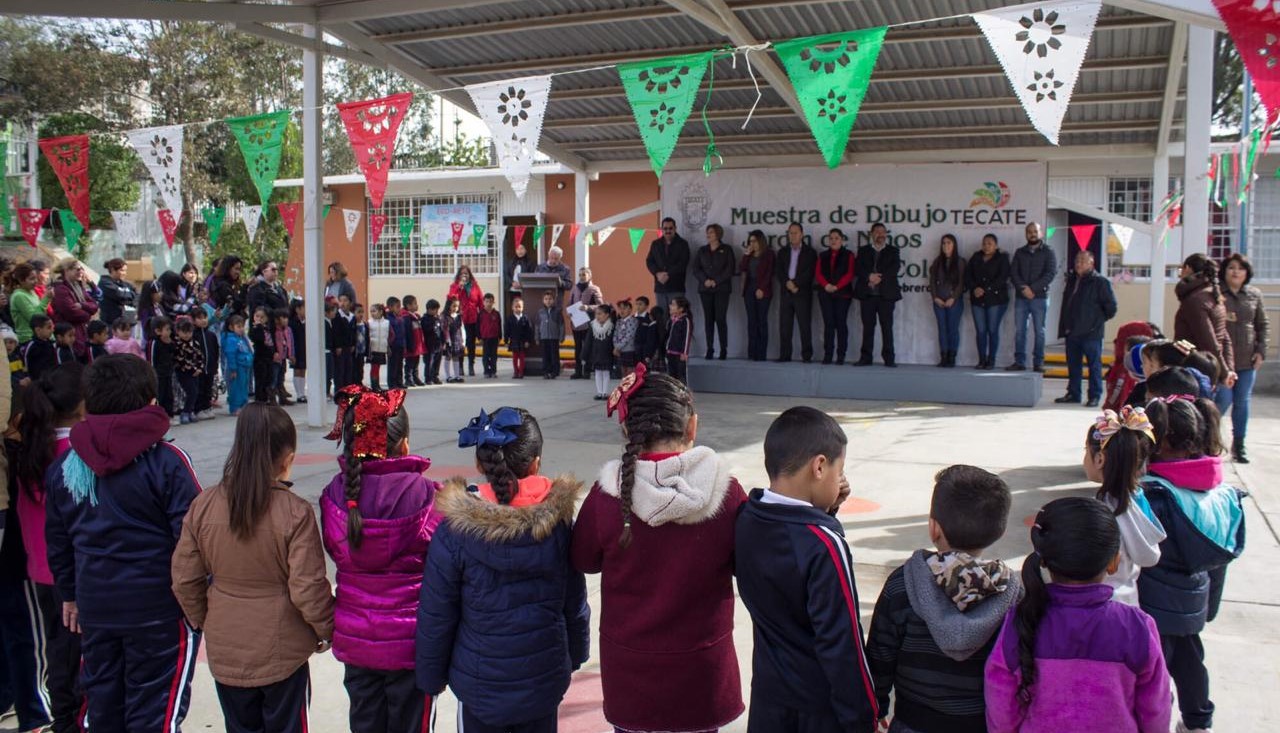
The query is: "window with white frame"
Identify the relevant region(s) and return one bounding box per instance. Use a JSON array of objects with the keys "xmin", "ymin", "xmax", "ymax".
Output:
[
  {"xmin": 1249, "ymin": 176, "xmax": 1280, "ymax": 281},
  {"xmin": 368, "ymin": 194, "xmax": 500, "ymax": 277},
  {"xmin": 1106, "ymin": 176, "xmax": 1187, "ymax": 280}
]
